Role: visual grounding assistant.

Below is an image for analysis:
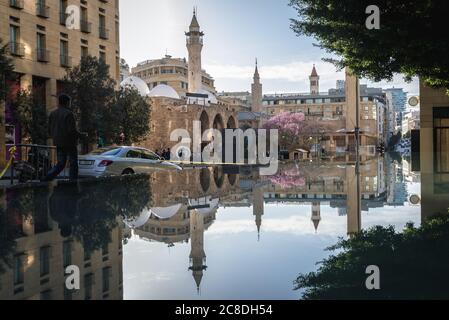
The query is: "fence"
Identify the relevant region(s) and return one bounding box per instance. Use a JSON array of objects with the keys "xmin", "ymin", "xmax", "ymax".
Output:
[{"xmin": 5, "ymin": 144, "xmax": 61, "ymax": 184}]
